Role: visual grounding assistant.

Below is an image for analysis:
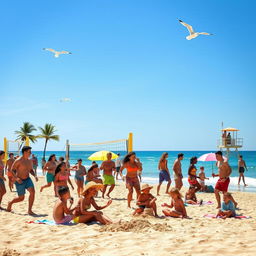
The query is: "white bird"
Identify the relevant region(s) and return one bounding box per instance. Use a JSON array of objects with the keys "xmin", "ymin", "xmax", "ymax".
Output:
[
  {"xmin": 43, "ymin": 48, "xmax": 72, "ymax": 58},
  {"xmin": 60, "ymin": 98, "xmax": 72, "ymax": 103},
  {"xmin": 178, "ymin": 20, "xmax": 213, "ymax": 40}
]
